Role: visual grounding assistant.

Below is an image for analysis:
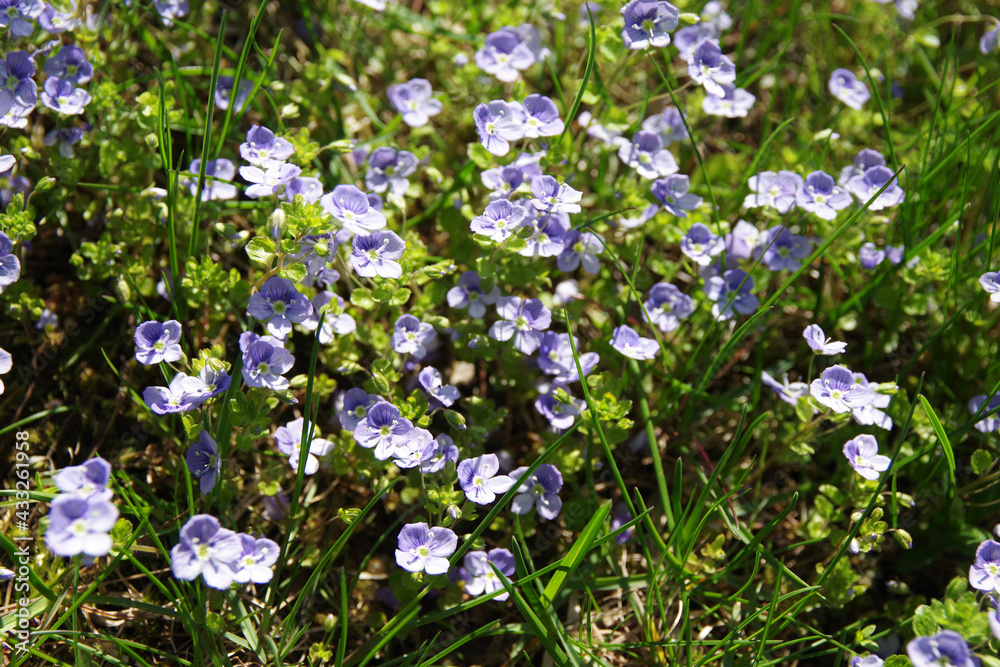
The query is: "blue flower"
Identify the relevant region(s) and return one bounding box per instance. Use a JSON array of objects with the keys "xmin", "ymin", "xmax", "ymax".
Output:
[
  {"xmin": 339, "ymin": 388, "xmax": 383, "ymax": 432},
  {"xmin": 809, "ymin": 365, "xmax": 875, "ymax": 414},
  {"xmin": 387, "ymin": 78, "xmax": 442, "ymax": 128},
  {"xmin": 320, "ymin": 184, "xmax": 387, "ymax": 237},
  {"xmin": 274, "ymin": 417, "xmax": 335, "ymax": 475},
  {"xmin": 906, "ymin": 631, "xmax": 979, "ymax": 667},
  {"xmin": 470, "ymin": 199, "xmax": 528, "ymax": 243},
  {"xmin": 395, "ymin": 522, "xmax": 456, "ymax": 575},
  {"xmin": 458, "ymin": 454, "xmax": 514, "ymax": 505},
  {"xmin": 489, "ymin": 296, "xmax": 552, "ymax": 355},
  {"xmin": 240, "ymin": 333, "xmax": 294, "ymax": 391},
  {"xmin": 0, "ymin": 0, "xmax": 43, "ymax": 37},
  {"xmin": 674, "ymin": 24, "xmax": 719, "ymax": 63},
  {"xmin": 481, "ymin": 156, "xmax": 542, "ymax": 199},
  {"xmin": 247, "ymin": 277, "xmax": 314, "ymax": 339},
  {"xmin": 196, "ymin": 365, "xmax": 231, "ymax": 400},
  {"xmin": 350, "ymin": 230, "xmax": 406, "ymax": 279},
  {"xmin": 0, "ymin": 51, "xmax": 37, "ymax": 119},
  {"xmin": 284, "ymin": 177, "xmax": 324, "ymax": 204},
  {"xmin": 796, "ymin": 171, "xmax": 852, "ymax": 220},
  {"xmin": 392, "ymin": 427, "xmax": 436, "ymax": 469},
  {"xmin": 43, "ymin": 127, "xmax": 84, "ymax": 158},
  {"xmin": 143, "ymin": 372, "xmax": 209, "ymax": 414},
  {"xmin": 214, "ymin": 76, "xmax": 253, "ymax": 113},
  {"xmin": 474, "ymin": 28, "xmax": 539, "ymax": 82},
  {"xmin": 170, "ymin": 514, "xmax": 242, "ymax": 590},
  {"xmin": 183, "ymin": 159, "xmax": 238, "ymax": 201},
  {"xmin": 557, "ymin": 231, "xmax": 603, "ymax": 273},
  {"xmin": 620, "ymin": 0, "xmax": 680, "ymax": 50},
  {"xmin": 611, "ymin": 324, "xmax": 659, "ymax": 360},
  {"xmin": 473, "ymin": 100, "xmax": 526, "ymax": 156},
  {"xmin": 354, "ymin": 400, "xmax": 414, "ymax": 460},
  {"xmin": 760, "ymin": 371, "xmax": 810, "ymax": 407},
  {"xmin": 687, "ymin": 39, "xmax": 736, "ymax": 96},
  {"xmin": 743, "ymin": 171, "xmax": 802, "ymax": 214},
  {"xmin": 53, "ymin": 457, "xmax": 112, "ymax": 499},
  {"xmin": 366, "ymin": 147, "xmax": 418, "ymax": 197},
  {"xmin": 968, "ymin": 394, "xmax": 1000, "ymax": 433},
  {"xmin": 301, "ymin": 291, "xmax": 356, "ymax": 343},
  {"xmin": 44, "ymin": 45, "xmax": 93, "ymax": 85},
  {"xmin": 843, "ymin": 434, "xmax": 891, "ymax": 481},
  {"xmin": 651, "ymin": 174, "xmax": 702, "ymax": 217},
  {"xmin": 460, "ymin": 548, "xmax": 515, "ymax": 600},
  {"xmin": 510, "ymin": 464, "xmax": 563, "ymax": 519},
  {"xmin": 705, "ymin": 269, "xmax": 758, "ymax": 320},
  {"xmin": 0, "ymin": 345, "xmax": 10, "ymax": 395},
  {"xmin": 231, "ymin": 534, "xmax": 280, "ymax": 585},
  {"xmin": 617, "ymin": 130, "xmax": 679, "ymax": 180},
  {"xmin": 420, "ymin": 434, "xmax": 458, "ymax": 474},
  {"xmin": 643, "ymin": 282, "xmax": 694, "ymax": 333},
  {"xmin": 0, "ymin": 230, "xmax": 21, "ymax": 293},
  {"xmin": 45, "ymin": 493, "xmax": 118, "ymax": 558},
  {"xmin": 391, "ymin": 314, "xmax": 437, "ymax": 358},
  {"xmin": 641, "ymin": 107, "xmax": 688, "ymax": 146},
  {"xmin": 702, "ymin": 83, "xmax": 755, "ymax": 118},
  {"xmin": 418, "ymin": 366, "xmax": 460, "ymax": 408},
  {"xmin": 838, "ymin": 149, "xmax": 885, "ymax": 186},
  {"xmin": 758, "ymin": 226, "xmax": 812, "ymax": 272},
  {"xmin": 803, "ymin": 324, "xmax": 846, "ymax": 355},
  {"xmin": 239, "ymin": 125, "xmax": 294, "ymax": 166},
  {"xmin": 239, "ymin": 161, "xmax": 301, "ymax": 199},
  {"xmin": 610, "ymin": 502, "xmax": 636, "ymax": 544},
  {"xmin": 859, "ymin": 242, "xmax": 885, "ymax": 270},
  {"xmin": 447, "ymin": 271, "xmax": 501, "ymax": 319},
  {"xmin": 845, "ymin": 165, "xmax": 905, "ymax": 210},
  {"xmin": 519, "ymin": 94, "xmax": 564, "ymax": 138},
  {"xmin": 829, "ymin": 69, "xmax": 870, "ymax": 110},
  {"xmin": 154, "ymin": 0, "xmax": 188, "ymax": 26},
  {"xmin": 537, "ymin": 332, "xmax": 599, "ymax": 383},
  {"xmin": 981, "ymin": 22, "xmax": 1000, "ymax": 54},
  {"xmin": 40, "ymin": 77, "xmax": 90, "ymax": 115},
  {"xmin": 520, "ymin": 208, "xmax": 570, "ymax": 258},
  {"xmin": 39, "ymin": 2, "xmax": 79, "ymax": 32},
  {"xmin": 534, "ymin": 390, "xmax": 582, "ymax": 431},
  {"xmin": 185, "ymin": 431, "xmax": 221, "ymax": 495},
  {"xmin": 680, "ymin": 223, "xmax": 725, "ymax": 266},
  {"xmin": 530, "ymin": 175, "xmax": 582, "ymax": 214}
]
